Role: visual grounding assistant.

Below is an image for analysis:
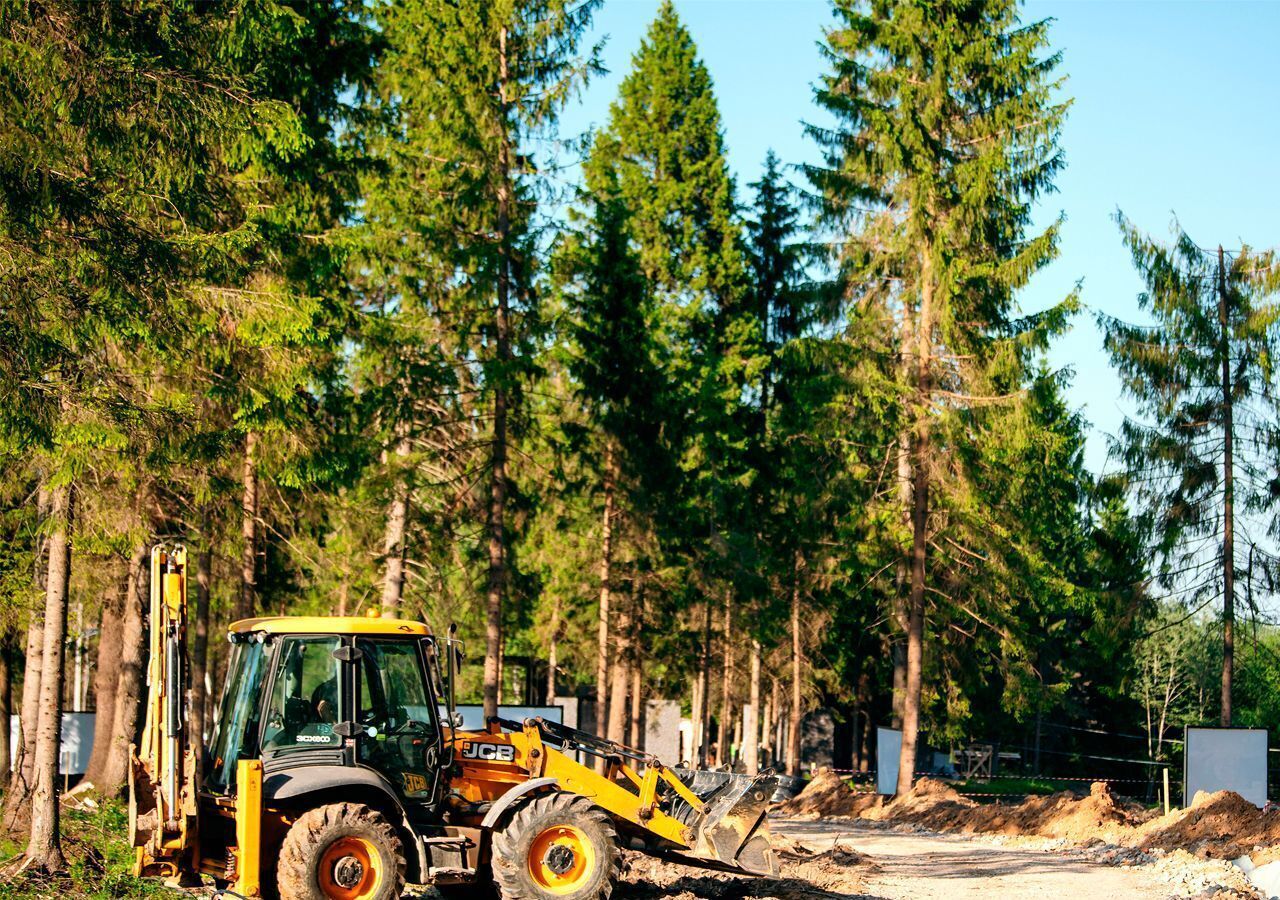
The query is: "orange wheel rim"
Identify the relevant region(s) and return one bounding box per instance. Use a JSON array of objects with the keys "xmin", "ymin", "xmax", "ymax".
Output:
[
  {"xmin": 318, "ymin": 836, "xmax": 383, "ymax": 899},
  {"xmin": 527, "ymin": 823, "xmax": 595, "ymax": 894}
]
